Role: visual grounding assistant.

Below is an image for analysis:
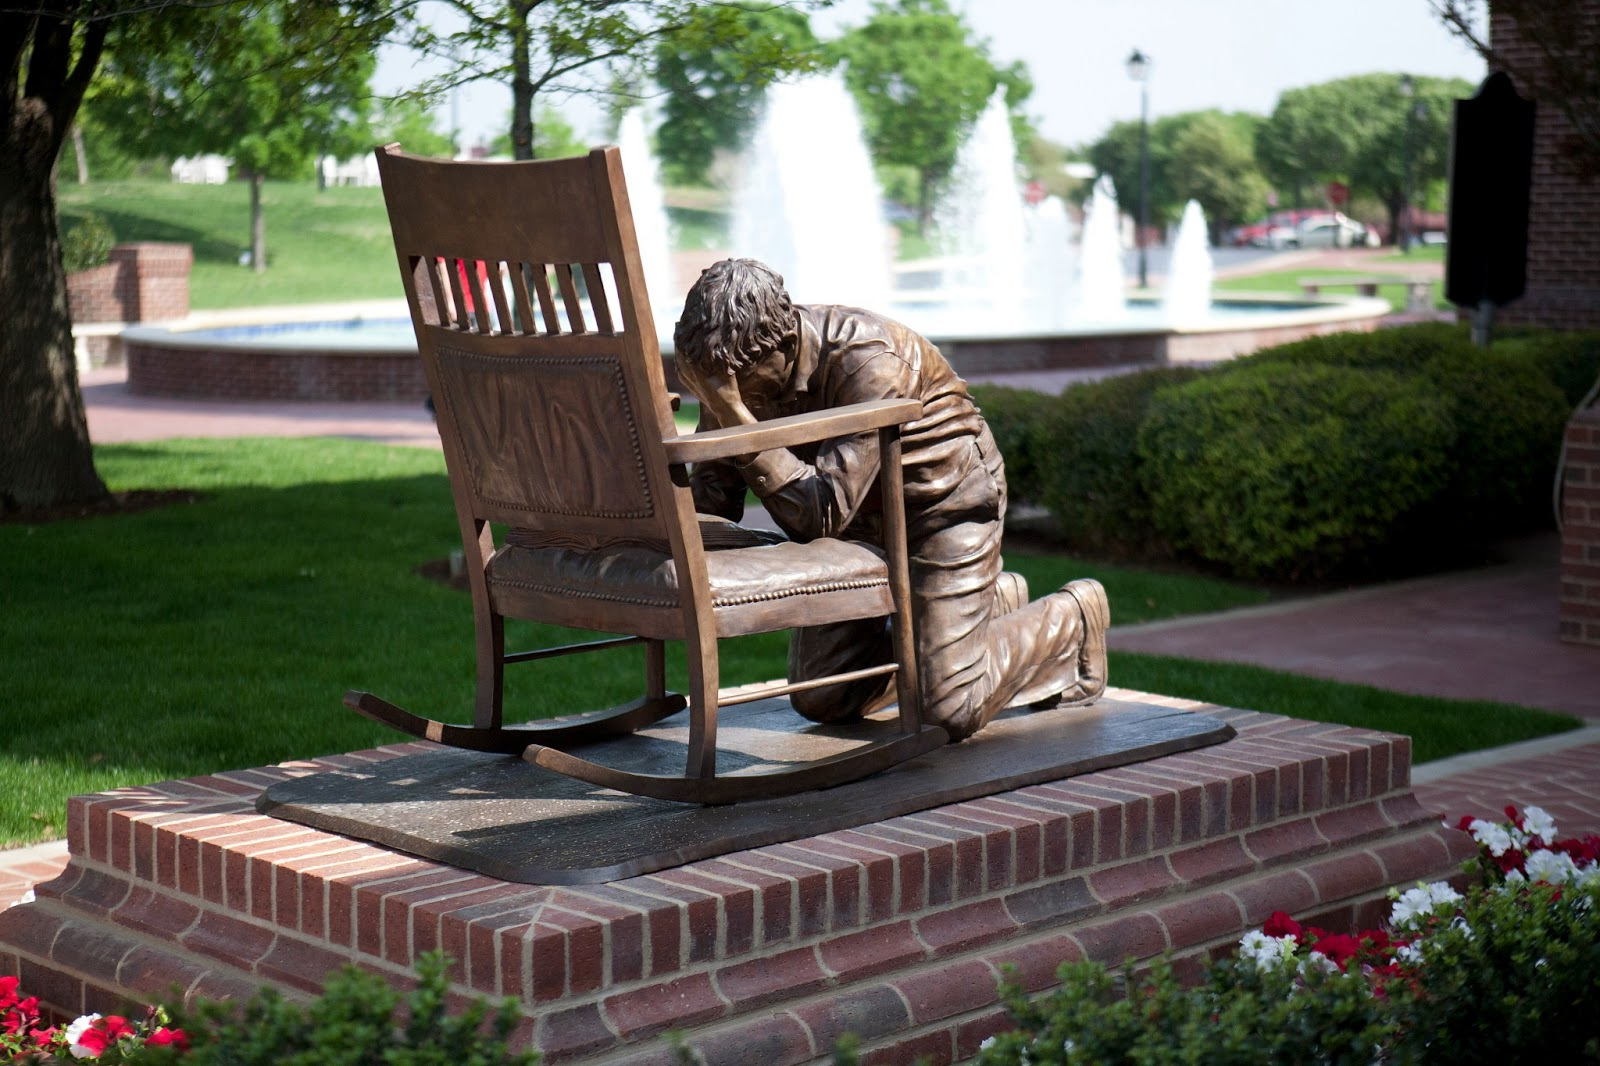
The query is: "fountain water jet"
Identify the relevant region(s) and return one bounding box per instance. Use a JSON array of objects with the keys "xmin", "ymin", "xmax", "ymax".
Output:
[
  {"xmin": 935, "ymin": 89, "xmax": 1027, "ymax": 327},
  {"xmin": 617, "ymin": 108, "xmax": 677, "ymax": 321},
  {"xmin": 1075, "ymin": 175, "xmax": 1128, "ymax": 321},
  {"xmin": 1163, "ymin": 199, "xmax": 1214, "ymax": 325},
  {"xmin": 731, "ymin": 75, "xmax": 891, "ymax": 309}
]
